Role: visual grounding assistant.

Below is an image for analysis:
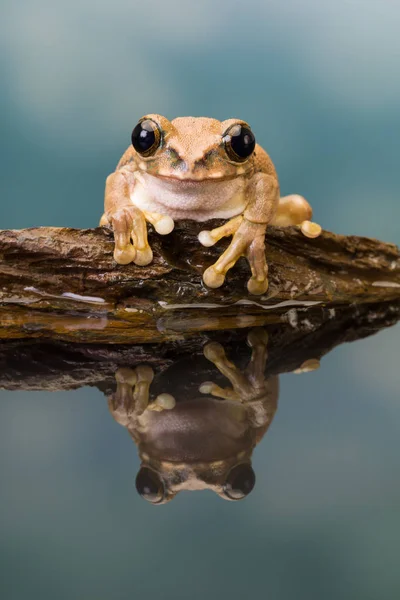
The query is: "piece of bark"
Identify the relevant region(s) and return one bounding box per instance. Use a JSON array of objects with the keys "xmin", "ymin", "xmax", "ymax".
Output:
[
  {"xmin": 0, "ymin": 300, "xmax": 398, "ymax": 392},
  {"xmin": 0, "ymin": 222, "xmax": 399, "ymax": 343}
]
